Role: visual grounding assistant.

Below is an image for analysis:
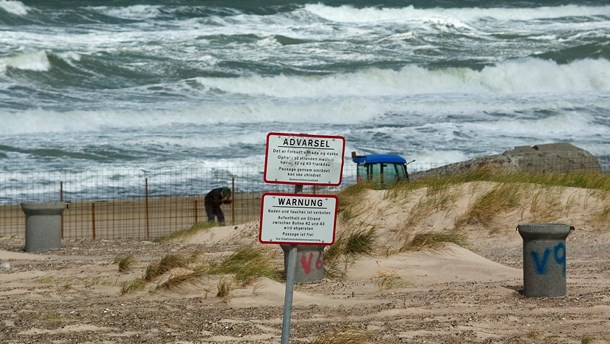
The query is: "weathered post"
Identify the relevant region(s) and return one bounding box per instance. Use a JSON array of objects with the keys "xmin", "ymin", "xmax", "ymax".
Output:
[
  {"xmin": 517, "ymin": 223, "xmax": 573, "ymax": 297},
  {"xmin": 21, "ymin": 202, "xmax": 66, "ymax": 252}
]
